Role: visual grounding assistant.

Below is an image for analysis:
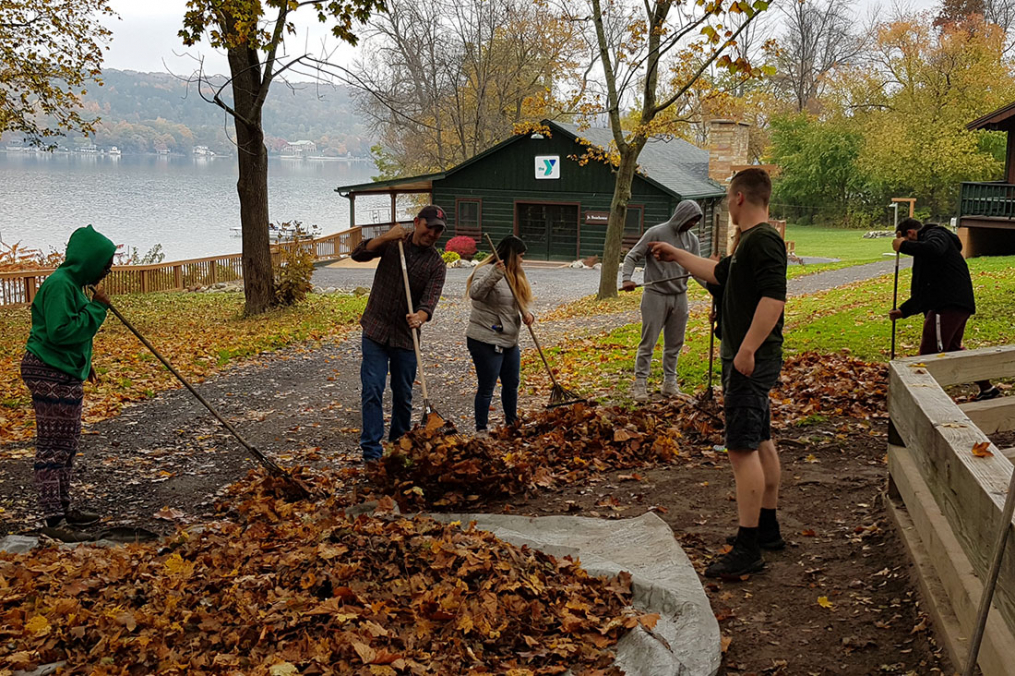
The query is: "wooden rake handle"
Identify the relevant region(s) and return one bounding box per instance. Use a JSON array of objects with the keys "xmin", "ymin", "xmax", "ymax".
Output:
[
  {"xmin": 396, "ymin": 239, "xmax": 430, "ymax": 401},
  {"xmin": 483, "ymin": 234, "xmax": 561, "ymax": 389}
]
